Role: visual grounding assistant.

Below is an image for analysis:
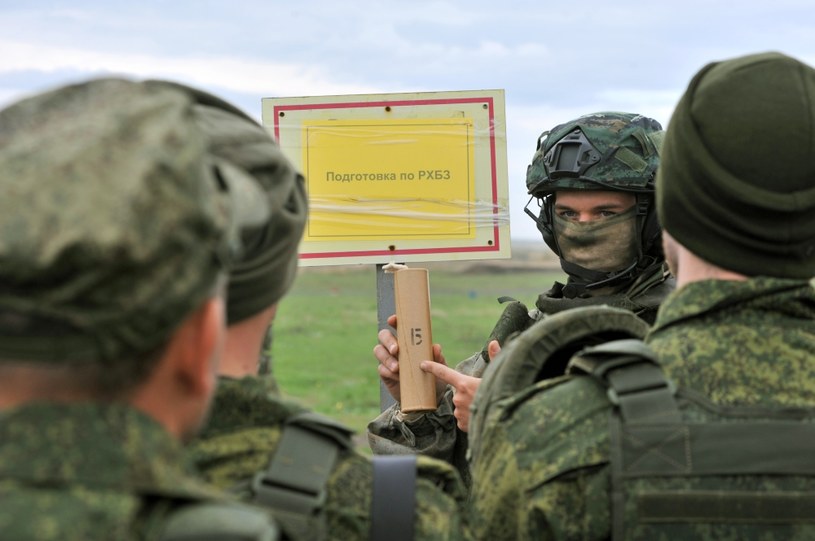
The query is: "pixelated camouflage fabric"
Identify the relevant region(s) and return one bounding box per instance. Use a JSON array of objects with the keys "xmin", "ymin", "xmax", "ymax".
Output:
[
  {"xmin": 368, "ymin": 264, "xmax": 673, "ymax": 490},
  {"xmin": 0, "ymin": 402, "xmax": 226, "ymax": 541},
  {"xmin": 468, "ymin": 277, "xmax": 815, "ymax": 540},
  {"xmin": 190, "ymin": 376, "xmax": 471, "ymax": 540}
]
